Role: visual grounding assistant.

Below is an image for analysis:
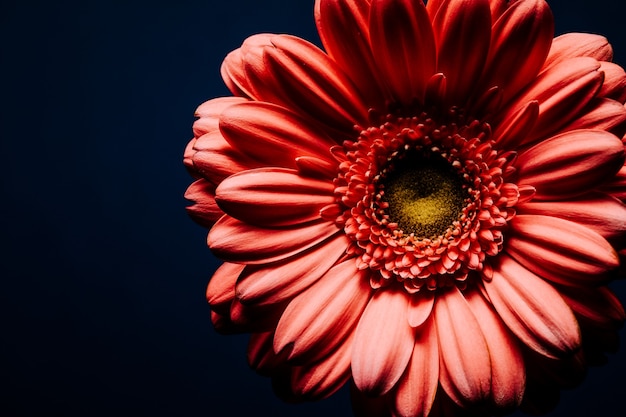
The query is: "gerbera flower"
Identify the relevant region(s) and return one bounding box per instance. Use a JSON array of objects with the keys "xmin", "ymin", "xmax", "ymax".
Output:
[{"xmin": 184, "ymin": 0, "xmax": 626, "ymax": 415}]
